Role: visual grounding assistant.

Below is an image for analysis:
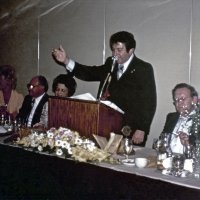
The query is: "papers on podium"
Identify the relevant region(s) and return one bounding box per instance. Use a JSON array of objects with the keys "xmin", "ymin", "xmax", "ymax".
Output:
[{"xmin": 70, "ymin": 93, "xmax": 124, "ymax": 114}]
